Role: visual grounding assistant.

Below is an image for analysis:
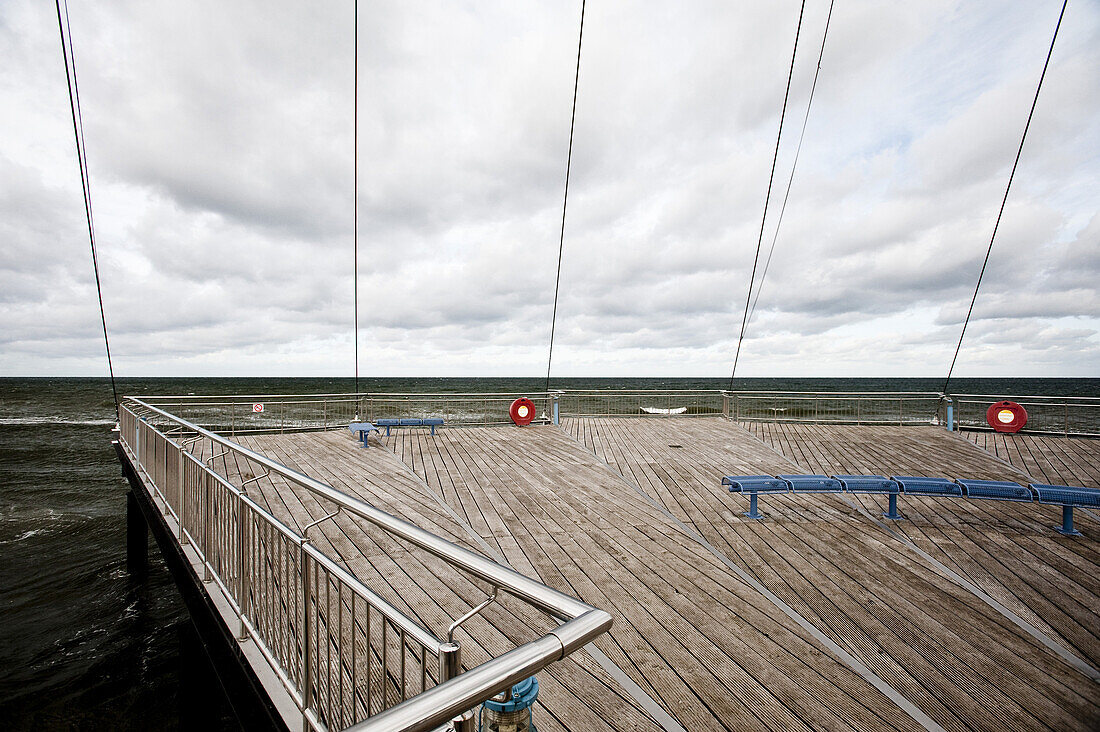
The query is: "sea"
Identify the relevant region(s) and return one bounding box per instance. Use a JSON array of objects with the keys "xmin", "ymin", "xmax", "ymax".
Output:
[{"xmin": 1, "ymin": 375, "xmax": 1097, "ymax": 730}]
